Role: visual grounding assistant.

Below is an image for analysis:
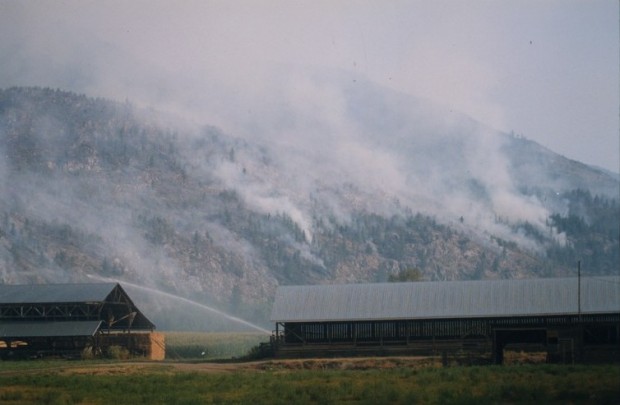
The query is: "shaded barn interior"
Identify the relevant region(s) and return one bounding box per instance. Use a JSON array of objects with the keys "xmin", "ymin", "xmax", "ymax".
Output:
[
  {"xmin": 270, "ymin": 277, "xmax": 620, "ymax": 364},
  {"xmin": 0, "ymin": 283, "xmax": 164, "ymax": 360}
]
